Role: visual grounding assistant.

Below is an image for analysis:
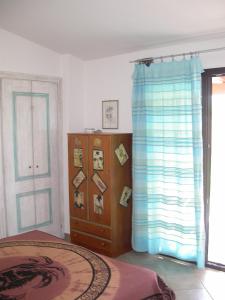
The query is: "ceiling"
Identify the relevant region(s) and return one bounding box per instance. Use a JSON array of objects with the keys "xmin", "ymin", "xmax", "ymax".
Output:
[{"xmin": 1, "ymin": 0, "xmax": 225, "ymax": 60}]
